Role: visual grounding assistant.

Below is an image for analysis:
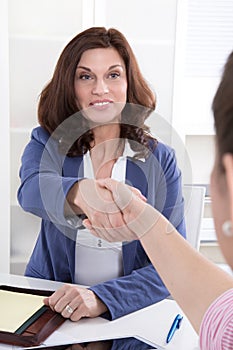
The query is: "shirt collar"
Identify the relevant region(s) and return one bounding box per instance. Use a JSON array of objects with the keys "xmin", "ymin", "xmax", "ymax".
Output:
[{"xmin": 121, "ymin": 140, "xmax": 146, "ymax": 162}]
